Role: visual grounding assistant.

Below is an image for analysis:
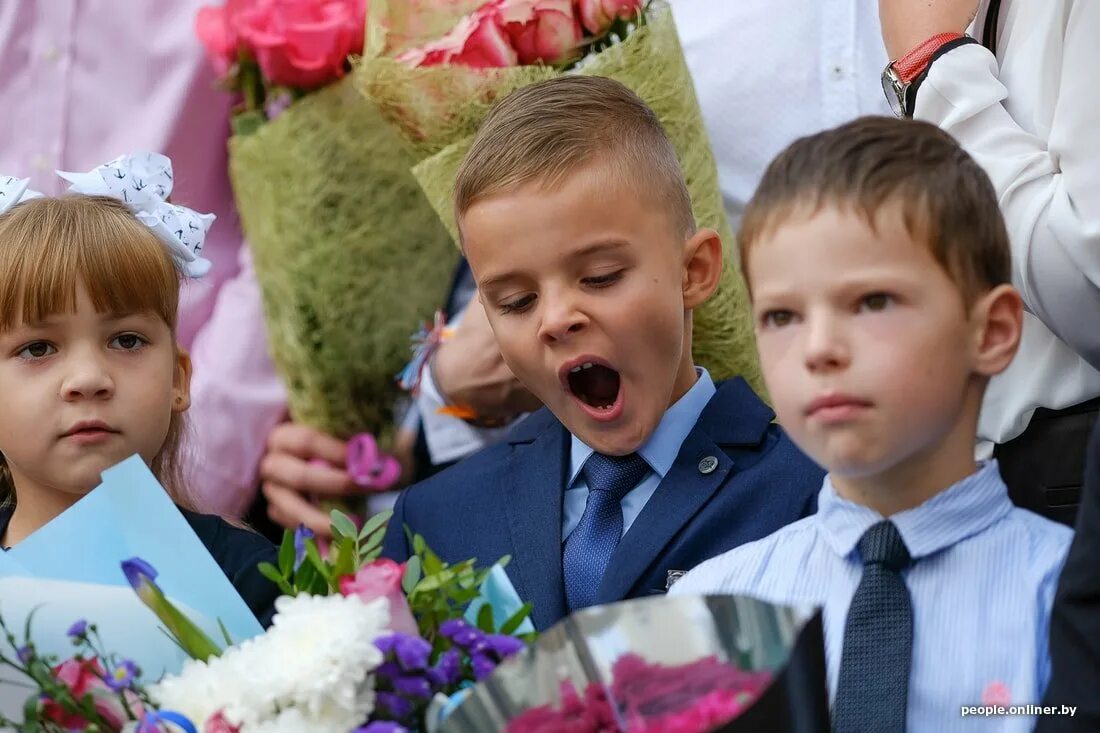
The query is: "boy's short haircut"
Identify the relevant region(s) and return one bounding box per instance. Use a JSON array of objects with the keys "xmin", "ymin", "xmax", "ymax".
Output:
[
  {"xmin": 454, "ymin": 76, "xmax": 696, "ymax": 240},
  {"xmin": 739, "ymin": 116, "xmax": 1011, "ymax": 304}
]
